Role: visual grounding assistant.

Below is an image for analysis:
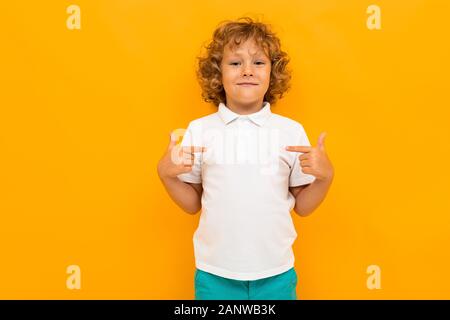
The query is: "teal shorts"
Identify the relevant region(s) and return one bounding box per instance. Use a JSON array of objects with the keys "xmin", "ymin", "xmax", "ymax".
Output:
[{"xmin": 194, "ymin": 267, "xmax": 298, "ymax": 300}]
